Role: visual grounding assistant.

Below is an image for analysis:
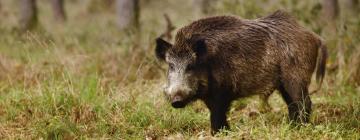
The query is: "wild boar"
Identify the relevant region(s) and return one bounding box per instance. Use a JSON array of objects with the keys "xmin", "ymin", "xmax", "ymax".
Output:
[{"xmin": 155, "ymin": 10, "xmax": 327, "ymax": 134}]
